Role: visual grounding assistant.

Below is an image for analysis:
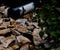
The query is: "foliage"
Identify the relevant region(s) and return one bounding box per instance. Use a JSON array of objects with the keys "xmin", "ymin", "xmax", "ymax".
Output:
[{"xmin": 37, "ymin": 0, "xmax": 60, "ymax": 50}]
